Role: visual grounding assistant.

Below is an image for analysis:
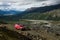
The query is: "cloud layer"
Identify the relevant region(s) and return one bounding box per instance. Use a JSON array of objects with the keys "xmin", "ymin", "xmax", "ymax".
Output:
[{"xmin": 0, "ymin": 0, "xmax": 60, "ymax": 11}]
